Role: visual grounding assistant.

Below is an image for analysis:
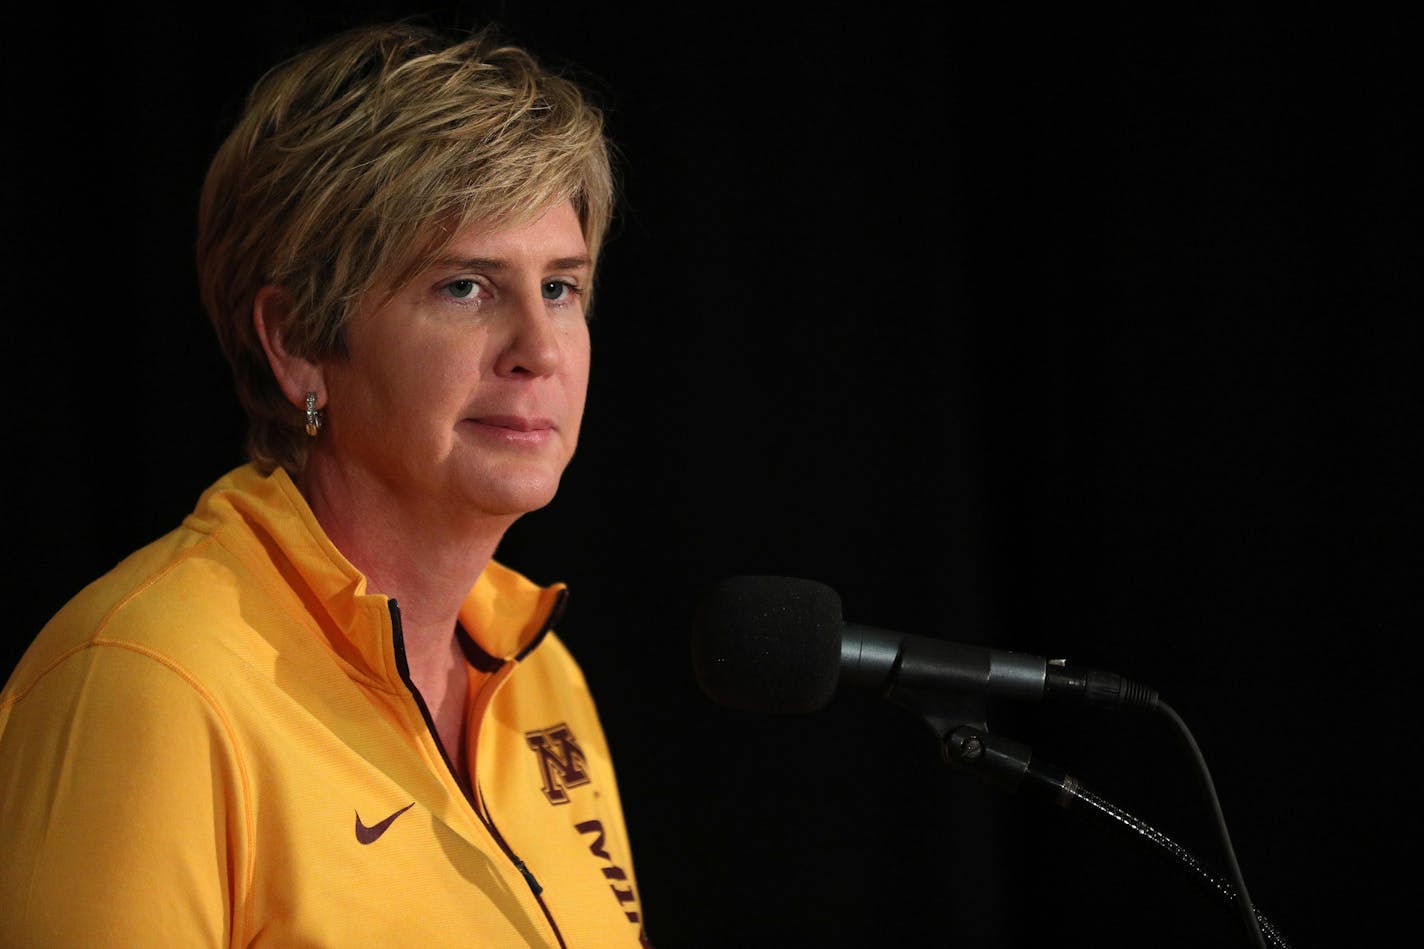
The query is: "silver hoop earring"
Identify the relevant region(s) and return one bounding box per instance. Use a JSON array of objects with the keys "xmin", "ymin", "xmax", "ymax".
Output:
[{"xmin": 305, "ymin": 391, "xmax": 322, "ymax": 437}]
